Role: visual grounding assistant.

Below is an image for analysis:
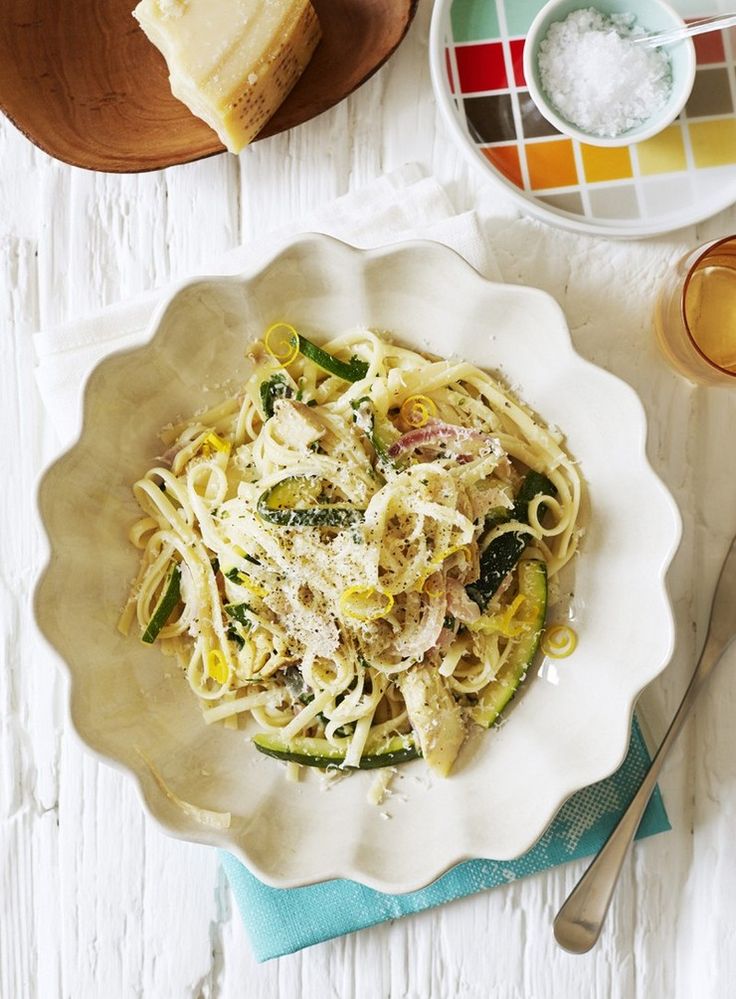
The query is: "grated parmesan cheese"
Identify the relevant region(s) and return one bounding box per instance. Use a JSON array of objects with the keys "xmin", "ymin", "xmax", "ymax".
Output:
[{"xmin": 367, "ymin": 767, "xmax": 396, "ymax": 806}]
